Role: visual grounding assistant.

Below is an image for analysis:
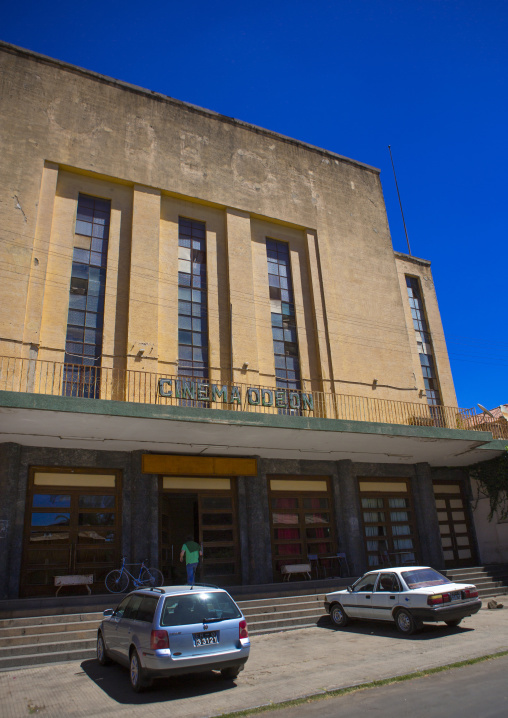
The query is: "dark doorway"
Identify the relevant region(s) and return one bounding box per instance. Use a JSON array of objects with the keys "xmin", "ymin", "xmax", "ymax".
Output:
[{"xmin": 160, "ymin": 493, "xmax": 199, "ymax": 584}]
